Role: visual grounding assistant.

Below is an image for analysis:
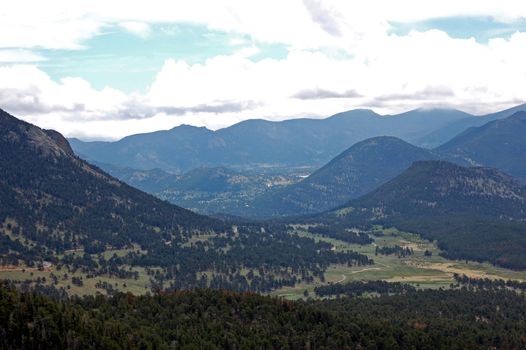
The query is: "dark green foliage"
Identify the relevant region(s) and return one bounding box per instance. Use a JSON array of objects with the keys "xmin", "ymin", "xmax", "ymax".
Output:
[
  {"xmin": 375, "ymin": 245, "xmax": 413, "ymax": 257},
  {"xmin": 0, "ymin": 108, "xmax": 223, "ymax": 261},
  {"xmin": 0, "ymin": 109, "xmax": 373, "ymax": 292},
  {"xmin": 307, "ymin": 225, "xmax": 373, "ymax": 245},
  {"xmin": 2, "ymin": 283, "xmax": 526, "ymax": 349},
  {"xmin": 323, "ymin": 288, "xmax": 526, "ymax": 349},
  {"xmin": 453, "ymin": 273, "xmax": 526, "ymax": 291},
  {"xmin": 326, "ymin": 160, "xmax": 526, "ymax": 269},
  {"xmin": 348, "ymin": 160, "xmax": 526, "ymax": 219},
  {"xmin": 0, "ymin": 284, "xmax": 355, "ymax": 349},
  {"xmin": 390, "ymin": 219, "xmax": 526, "ymax": 269},
  {"xmin": 314, "ymin": 280, "xmax": 416, "ymax": 297}
]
